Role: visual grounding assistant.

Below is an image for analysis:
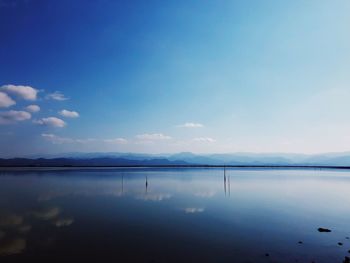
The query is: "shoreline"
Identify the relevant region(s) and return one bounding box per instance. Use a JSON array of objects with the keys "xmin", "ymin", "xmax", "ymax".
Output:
[{"xmin": 1, "ymin": 165, "xmax": 350, "ymax": 170}]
